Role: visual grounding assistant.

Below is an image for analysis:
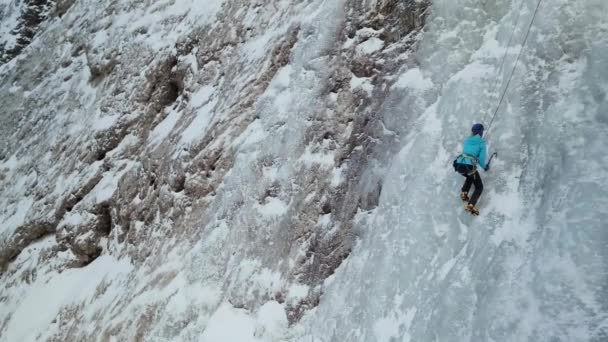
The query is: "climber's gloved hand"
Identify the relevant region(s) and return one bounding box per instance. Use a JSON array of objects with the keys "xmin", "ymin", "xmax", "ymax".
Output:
[{"xmin": 484, "ymin": 165, "xmax": 490, "ymax": 172}]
